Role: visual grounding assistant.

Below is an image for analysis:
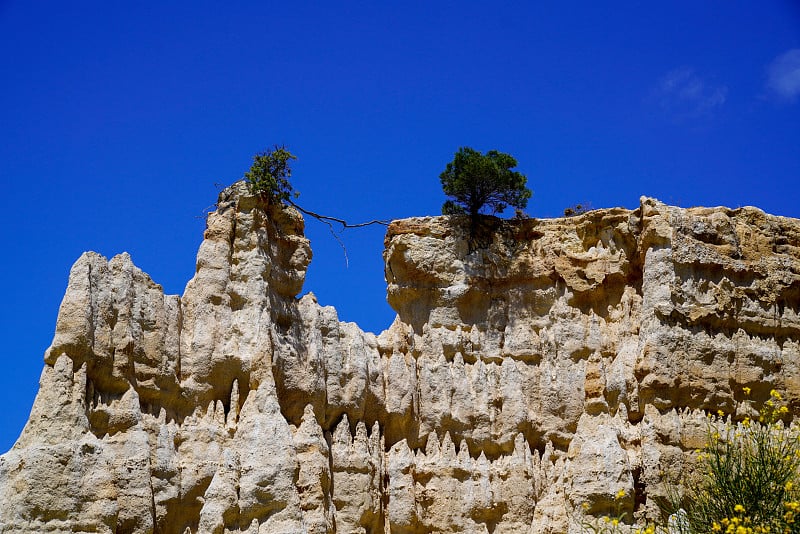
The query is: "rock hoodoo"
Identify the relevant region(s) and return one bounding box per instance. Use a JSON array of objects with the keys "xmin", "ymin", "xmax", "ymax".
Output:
[{"xmin": 1, "ymin": 181, "xmax": 799, "ymax": 533}]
